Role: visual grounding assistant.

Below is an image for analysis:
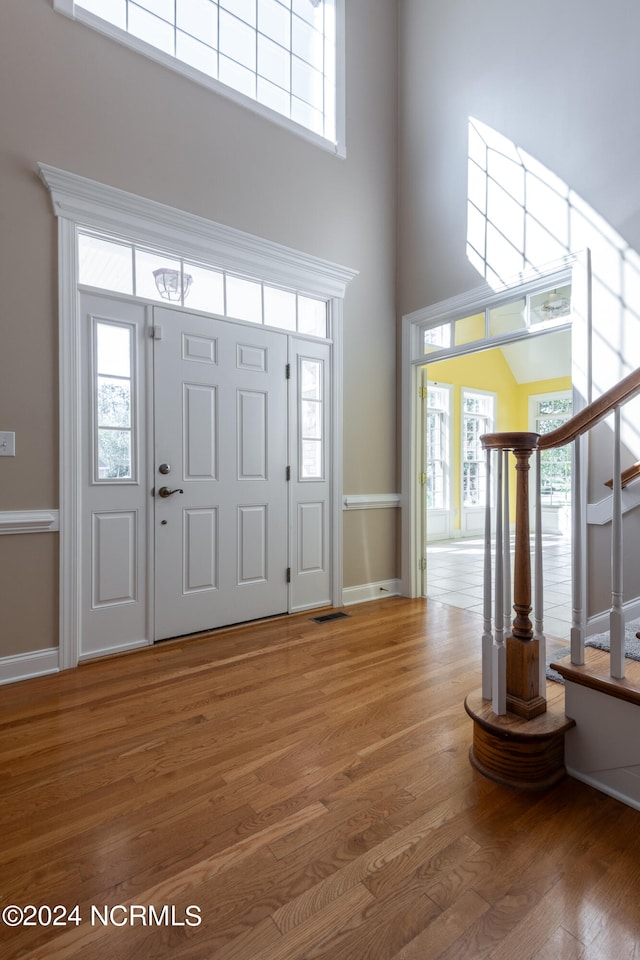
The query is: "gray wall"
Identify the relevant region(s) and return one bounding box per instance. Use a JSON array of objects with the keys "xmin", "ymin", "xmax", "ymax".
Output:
[
  {"xmin": 398, "ymin": 0, "xmax": 640, "ymax": 314},
  {"xmin": 0, "ymin": 0, "xmax": 398, "ymax": 657},
  {"xmin": 398, "ymin": 0, "xmax": 640, "ymax": 616}
]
